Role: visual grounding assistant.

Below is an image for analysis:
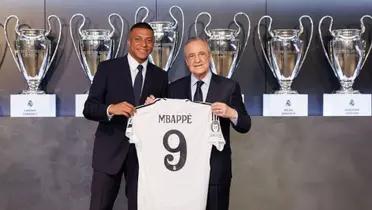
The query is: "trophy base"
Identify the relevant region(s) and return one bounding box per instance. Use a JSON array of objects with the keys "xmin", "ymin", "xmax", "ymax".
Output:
[
  {"xmin": 22, "ymin": 90, "xmax": 46, "ymax": 94},
  {"xmin": 274, "ymin": 89, "xmax": 298, "ymax": 94},
  {"xmin": 335, "ymin": 89, "xmax": 360, "ymax": 94}
]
